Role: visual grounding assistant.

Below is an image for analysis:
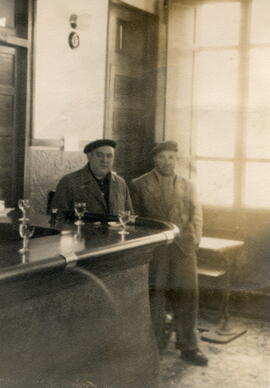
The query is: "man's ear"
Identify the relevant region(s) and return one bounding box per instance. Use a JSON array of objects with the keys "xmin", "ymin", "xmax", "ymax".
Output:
[{"xmin": 86, "ymin": 152, "xmax": 93, "ymax": 162}]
